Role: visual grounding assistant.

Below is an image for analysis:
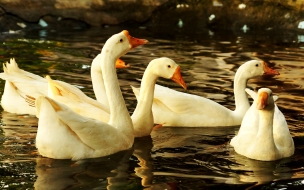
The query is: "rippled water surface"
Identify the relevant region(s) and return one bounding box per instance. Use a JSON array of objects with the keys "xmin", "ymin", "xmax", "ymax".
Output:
[{"xmin": 1, "ymin": 27, "xmax": 304, "ymax": 189}]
